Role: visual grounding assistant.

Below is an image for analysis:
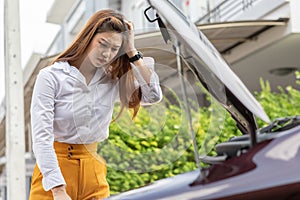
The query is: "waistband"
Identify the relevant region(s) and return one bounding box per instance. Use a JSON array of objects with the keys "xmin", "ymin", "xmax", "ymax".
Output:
[{"xmin": 54, "ymin": 141, "xmax": 98, "ymax": 159}]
